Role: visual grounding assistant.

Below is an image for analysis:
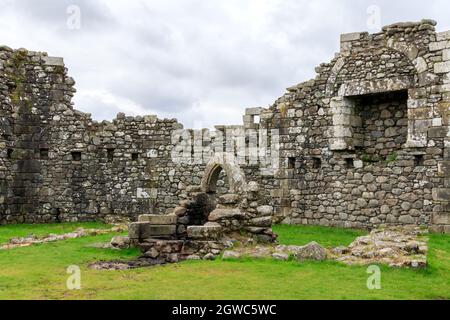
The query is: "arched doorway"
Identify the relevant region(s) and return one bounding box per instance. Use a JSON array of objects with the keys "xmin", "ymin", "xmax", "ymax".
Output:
[
  {"xmin": 201, "ymin": 153, "xmax": 247, "ymax": 195},
  {"xmin": 204, "ymin": 164, "xmax": 230, "ymax": 195},
  {"xmin": 200, "ymin": 153, "xmax": 248, "ymax": 217}
]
